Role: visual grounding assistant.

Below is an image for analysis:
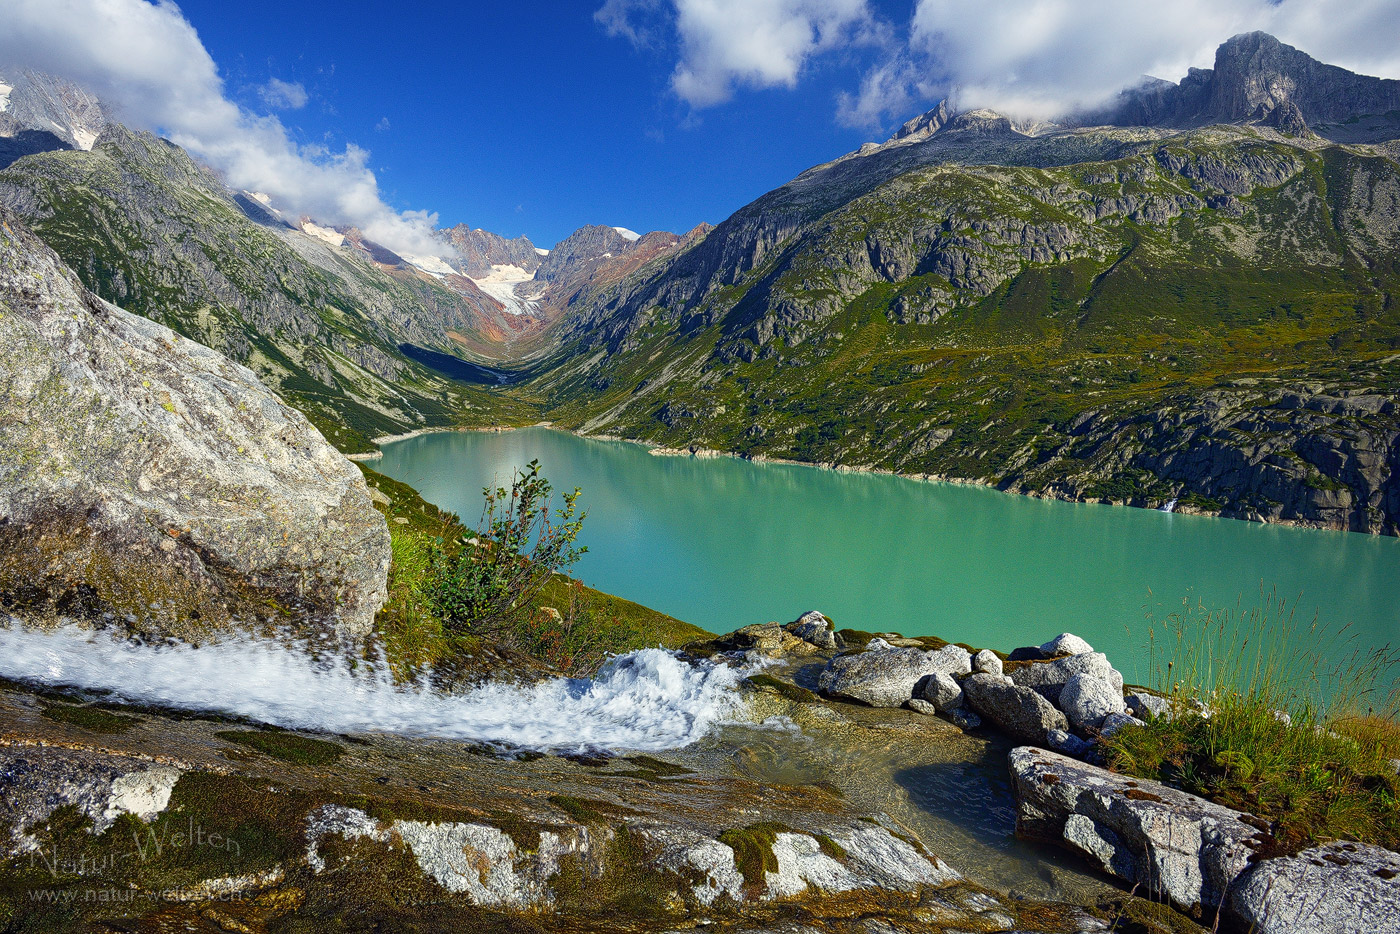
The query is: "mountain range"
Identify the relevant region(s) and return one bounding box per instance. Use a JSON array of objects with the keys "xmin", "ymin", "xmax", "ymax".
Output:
[{"xmin": 1, "ymin": 32, "xmax": 1396, "ymax": 533}]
